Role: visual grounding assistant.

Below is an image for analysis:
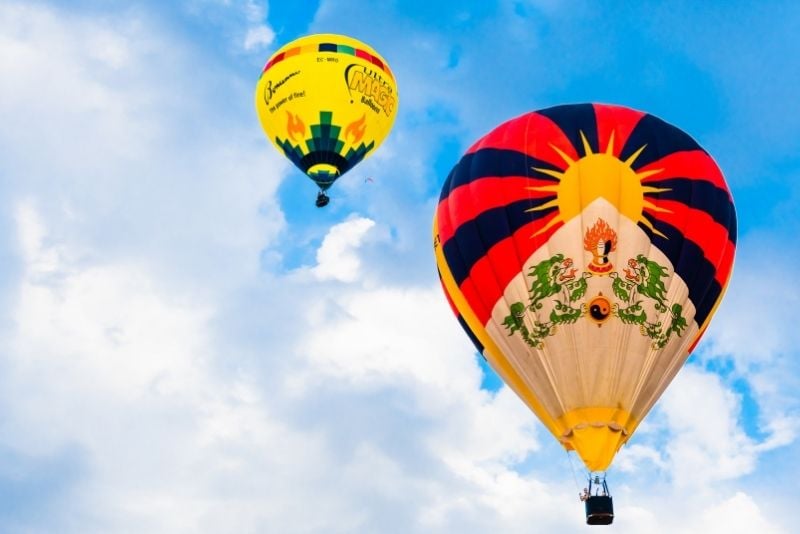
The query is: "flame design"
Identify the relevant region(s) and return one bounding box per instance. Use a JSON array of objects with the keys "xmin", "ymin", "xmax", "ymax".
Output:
[
  {"xmin": 584, "ymin": 218, "xmax": 618, "ymax": 274},
  {"xmin": 286, "ymin": 111, "xmax": 306, "ymax": 142},
  {"xmin": 344, "ymin": 113, "xmax": 367, "ymax": 144},
  {"xmin": 583, "ymin": 218, "xmax": 618, "ymax": 253}
]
